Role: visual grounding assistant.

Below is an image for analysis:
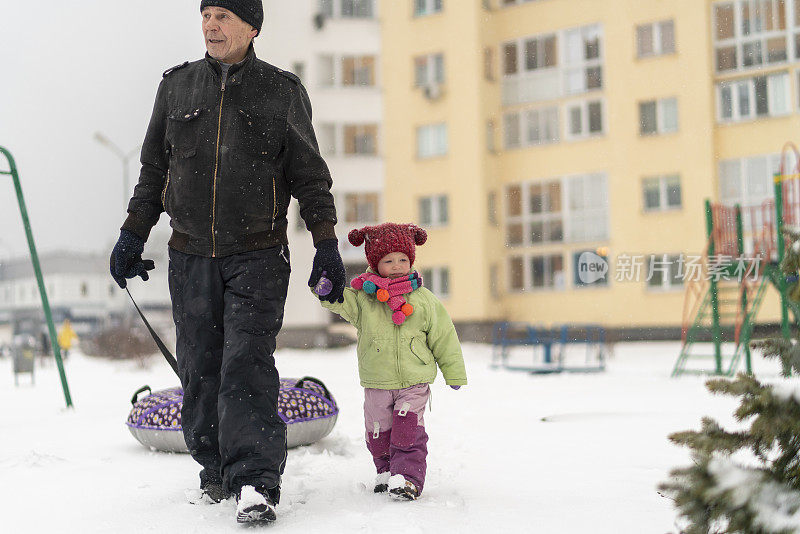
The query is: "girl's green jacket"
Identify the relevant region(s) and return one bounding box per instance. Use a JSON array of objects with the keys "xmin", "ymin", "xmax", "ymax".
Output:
[{"xmin": 320, "ymin": 285, "xmax": 467, "ymax": 390}]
